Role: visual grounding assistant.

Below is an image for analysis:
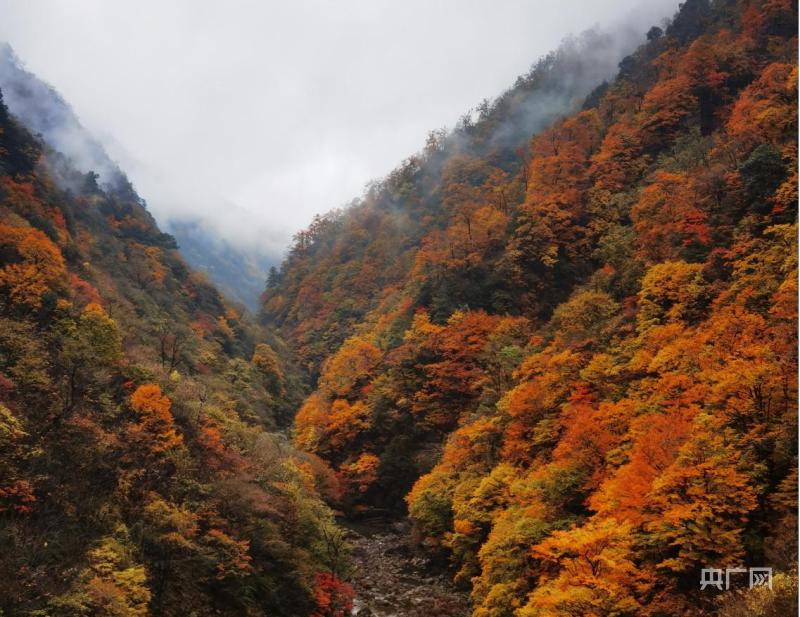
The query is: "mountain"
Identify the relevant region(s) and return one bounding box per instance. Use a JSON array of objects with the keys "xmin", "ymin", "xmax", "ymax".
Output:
[
  {"xmin": 0, "ymin": 44, "xmax": 272, "ymax": 312},
  {"xmin": 166, "ymin": 219, "xmax": 273, "ymax": 311},
  {"xmin": 0, "ymin": 43, "xmax": 122, "ymax": 185},
  {"xmin": 262, "ymin": 0, "xmax": 798, "ymax": 615},
  {"xmin": 0, "ymin": 68, "xmax": 350, "ymax": 616},
  {"xmin": 261, "ymin": 26, "xmax": 650, "ymax": 377}
]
